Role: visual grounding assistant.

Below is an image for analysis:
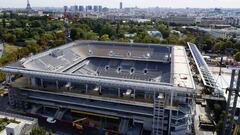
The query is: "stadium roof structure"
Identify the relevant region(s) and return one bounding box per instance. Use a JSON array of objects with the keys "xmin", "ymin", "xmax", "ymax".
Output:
[
  {"xmin": 188, "ymin": 42, "xmax": 222, "ymax": 95},
  {"xmin": 0, "ymin": 40, "xmax": 195, "ymax": 93}
]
